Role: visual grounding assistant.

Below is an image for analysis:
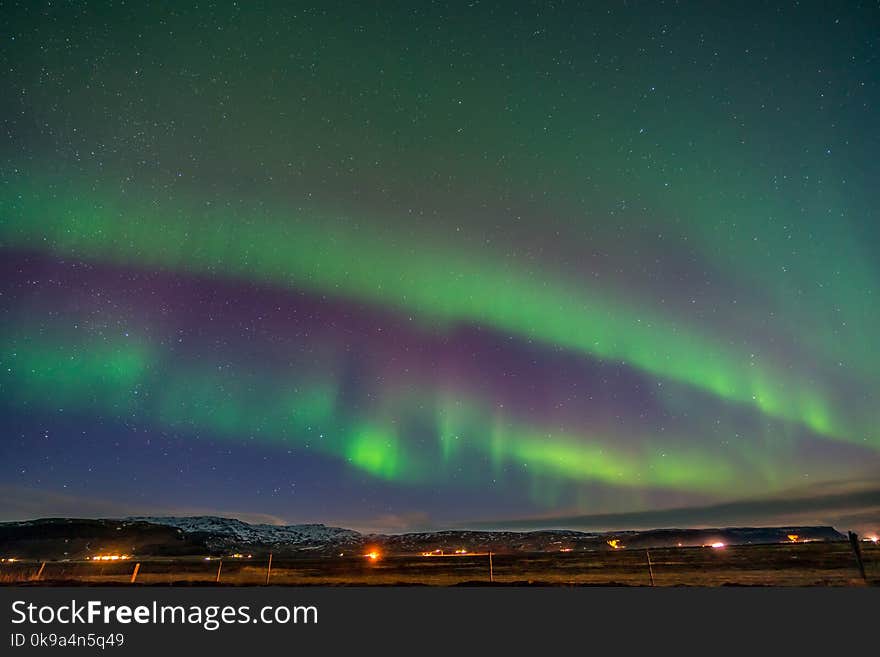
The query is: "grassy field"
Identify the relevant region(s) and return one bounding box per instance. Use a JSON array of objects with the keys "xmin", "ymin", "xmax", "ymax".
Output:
[{"xmin": 1, "ymin": 542, "xmax": 877, "ymax": 586}]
